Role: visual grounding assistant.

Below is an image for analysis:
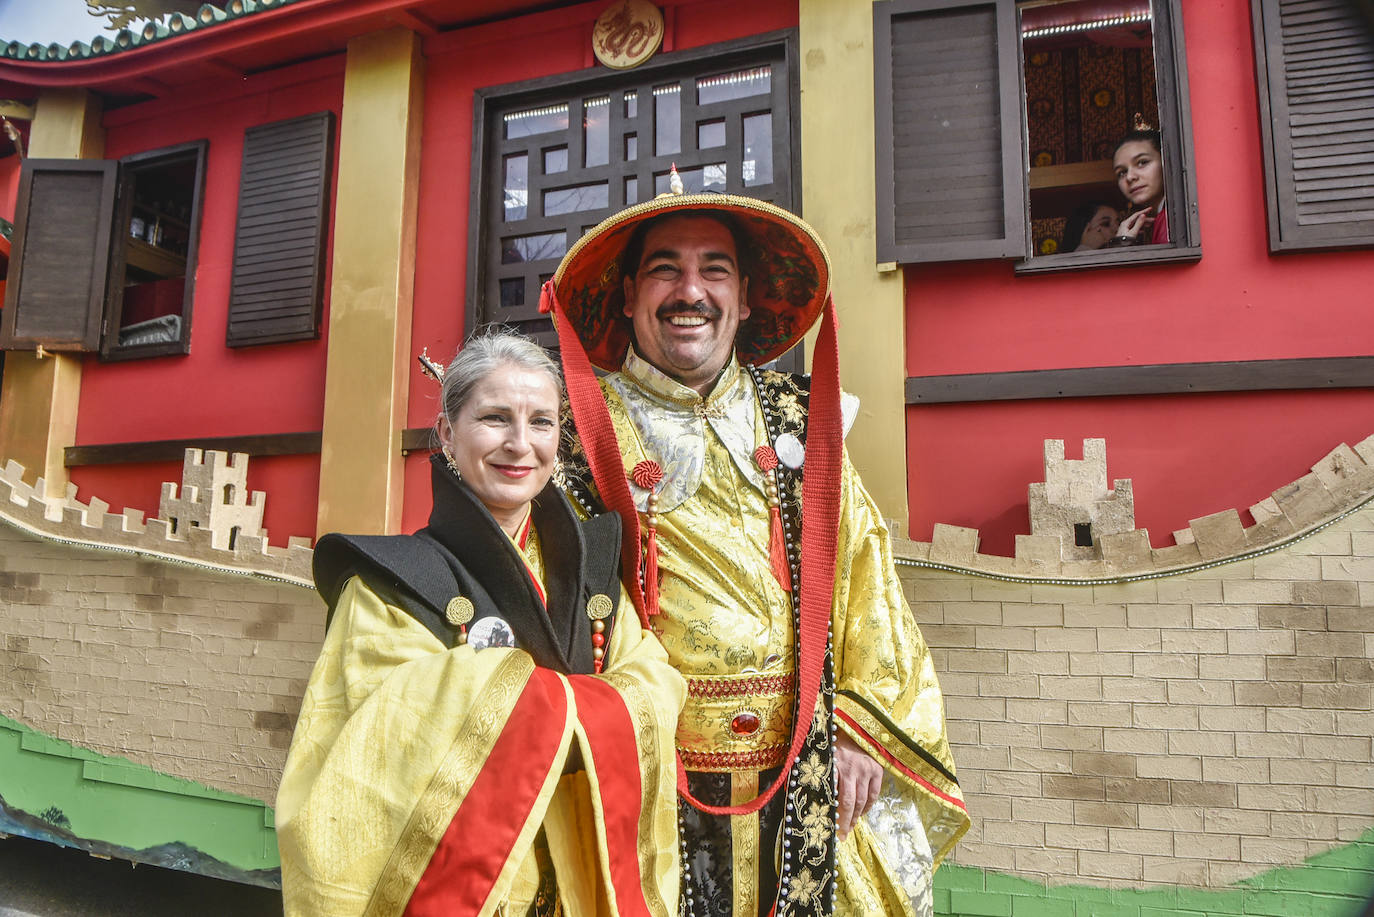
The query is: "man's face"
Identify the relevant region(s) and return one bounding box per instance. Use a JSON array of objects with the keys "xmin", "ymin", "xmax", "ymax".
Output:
[{"xmin": 622, "ymin": 215, "xmax": 749, "ymax": 394}]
